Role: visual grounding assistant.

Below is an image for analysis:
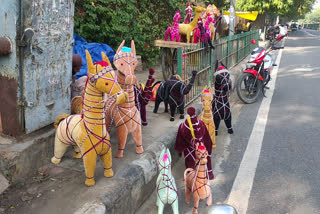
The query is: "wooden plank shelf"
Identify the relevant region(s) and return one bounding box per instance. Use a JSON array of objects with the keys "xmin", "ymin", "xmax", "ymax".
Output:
[{"xmin": 154, "ymin": 40, "xmax": 198, "ymax": 48}]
